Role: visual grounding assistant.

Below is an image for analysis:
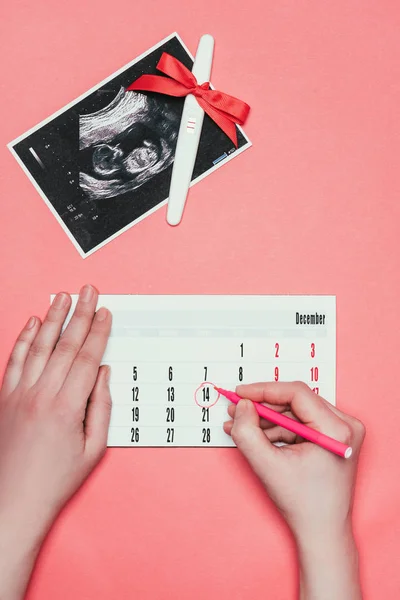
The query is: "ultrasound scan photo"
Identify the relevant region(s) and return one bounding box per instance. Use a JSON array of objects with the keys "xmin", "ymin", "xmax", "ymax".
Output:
[{"xmin": 9, "ymin": 33, "xmax": 251, "ymax": 257}]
